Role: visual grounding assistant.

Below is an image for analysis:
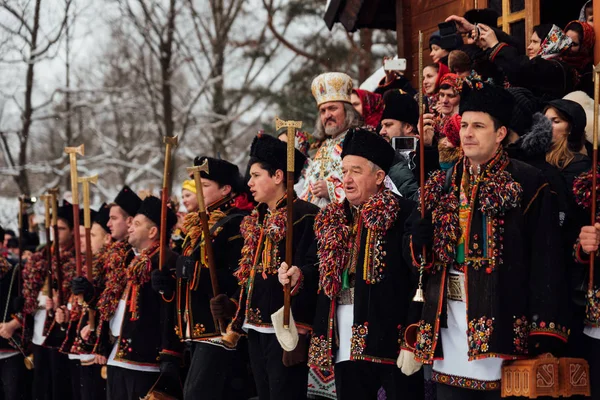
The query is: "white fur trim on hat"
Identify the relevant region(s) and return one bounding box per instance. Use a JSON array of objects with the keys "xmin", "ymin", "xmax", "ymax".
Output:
[
  {"xmin": 311, "ymin": 72, "xmax": 353, "ymax": 107},
  {"xmin": 564, "ymin": 90, "xmax": 596, "ymax": 144}
]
